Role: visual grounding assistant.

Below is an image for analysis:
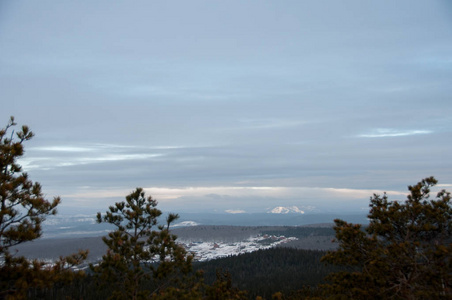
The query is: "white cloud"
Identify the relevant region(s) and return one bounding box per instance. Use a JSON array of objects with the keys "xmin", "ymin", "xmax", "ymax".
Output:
[
  {"xmin": 31, "ymin": 143, "xmax": 137, "ymax": 152},
  {"xmin": 225, "ymin": 209, "xmax": 246, "ymax": 214},
  {"xmin": 20, "ymin": 143, "xmax": 164, "ymax": 170},
  {"xmin": 31, "ymin": 146, "xmax": 95, "ymax": 152},
  {"xmin": 357, "ymin": 129, "xmax": 432, "ymax": 138},
  {"xmin": 65, "ymin": 185, "xmax": 406, "ymax": 203},
  {"xmin": 437, "ymin": 184, "xmax": 452, "ymax": 187},
  {"xmin": 55, "ymin": 153, "xmax": 163, "ymax": 167},
  {"xmin": 22, "ymin": 153, "xmax": 163, "ymax": 169}
]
